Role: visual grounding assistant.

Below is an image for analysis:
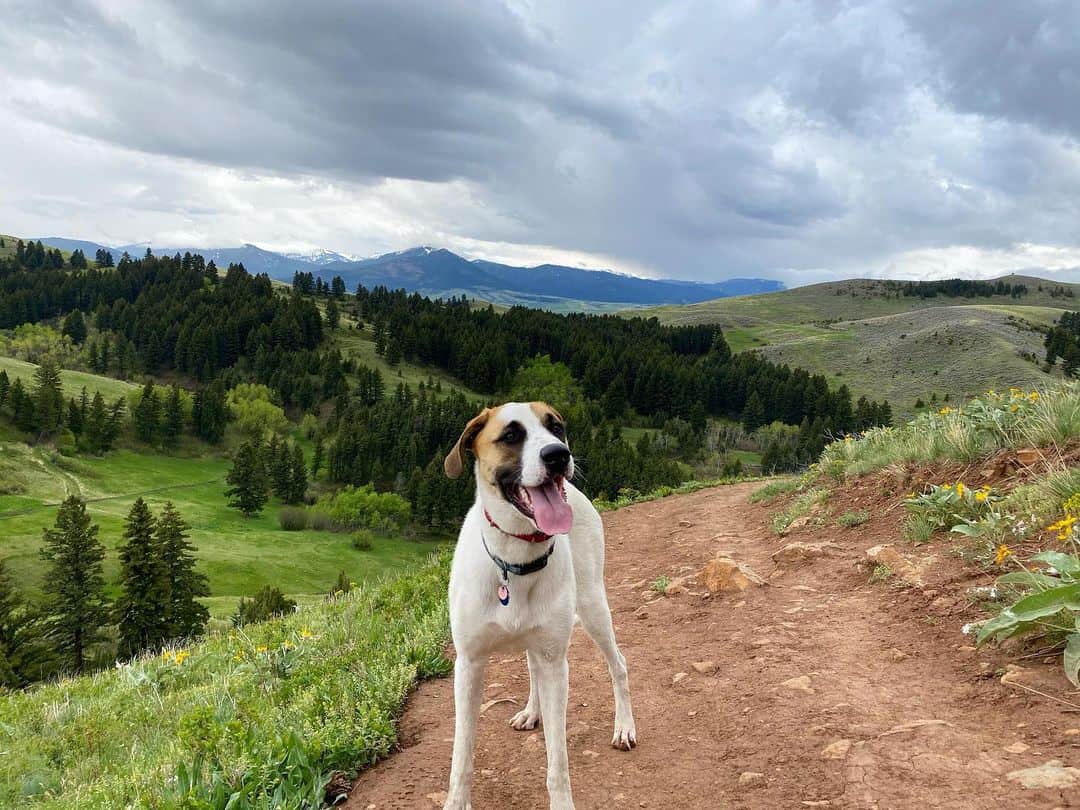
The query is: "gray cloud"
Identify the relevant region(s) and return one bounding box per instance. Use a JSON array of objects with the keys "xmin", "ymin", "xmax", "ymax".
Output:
[{"xmin": 2, "ymin": 0, "xmax": 1080, "ymax": 284}]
